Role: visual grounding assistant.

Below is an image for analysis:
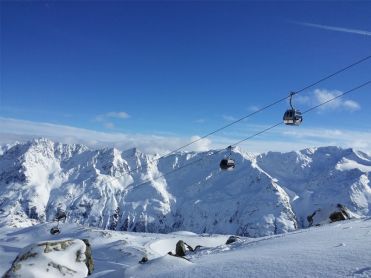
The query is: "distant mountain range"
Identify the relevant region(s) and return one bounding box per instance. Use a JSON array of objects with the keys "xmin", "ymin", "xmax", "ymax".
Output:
[{"xmin": 0, "ymin": 138, "xmax": 370, "ymax": 237}]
